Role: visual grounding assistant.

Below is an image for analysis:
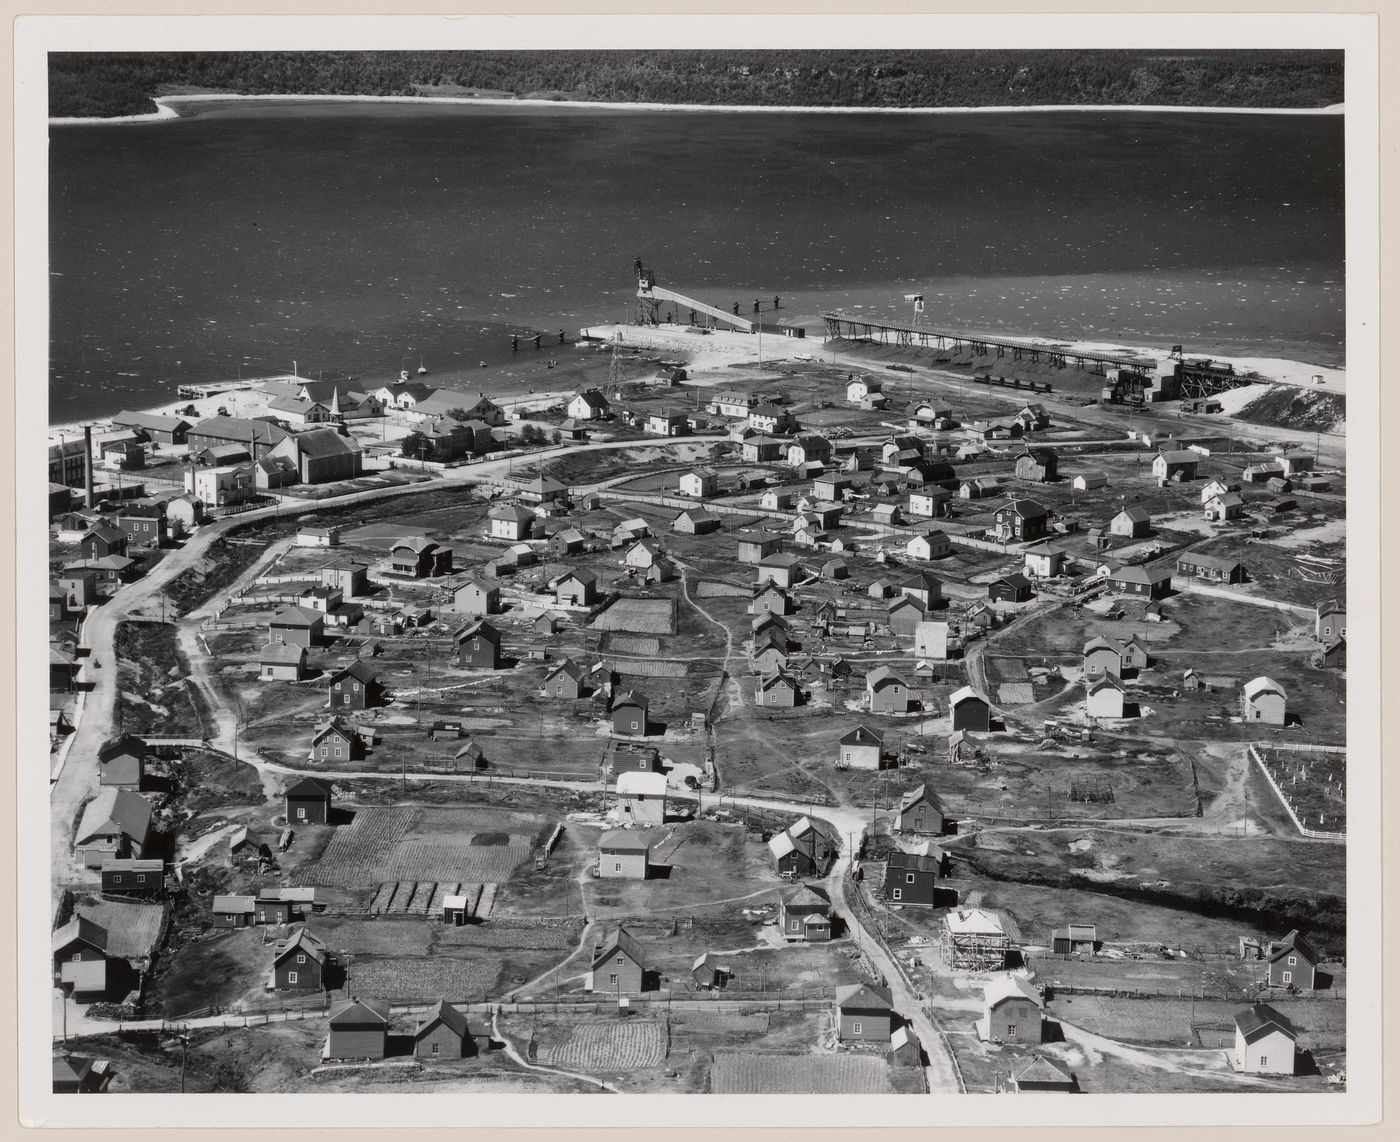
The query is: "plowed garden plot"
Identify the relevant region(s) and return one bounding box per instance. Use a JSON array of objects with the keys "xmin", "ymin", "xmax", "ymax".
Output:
[
  {"xmin": 710, "ymin": 1052, "xmax": 894, "ymax": 1094},
  {"xmin": 344, "ymin": 956, "xmax": 496, "ymax": 1000},
  {"xmin": 293, "ymin": 807, "xmax": 534, "ymax": 887},
  {"xmin": 538, "ymin": 1021, "xmax": 667, "ymax": 1071},
  {"xmin": 435, "ymin": 924, "xmax": 581, "ymax": 950},
  {"xmin": 590, "ymin": 597, "xmax": 677, "ymax": 634}
]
